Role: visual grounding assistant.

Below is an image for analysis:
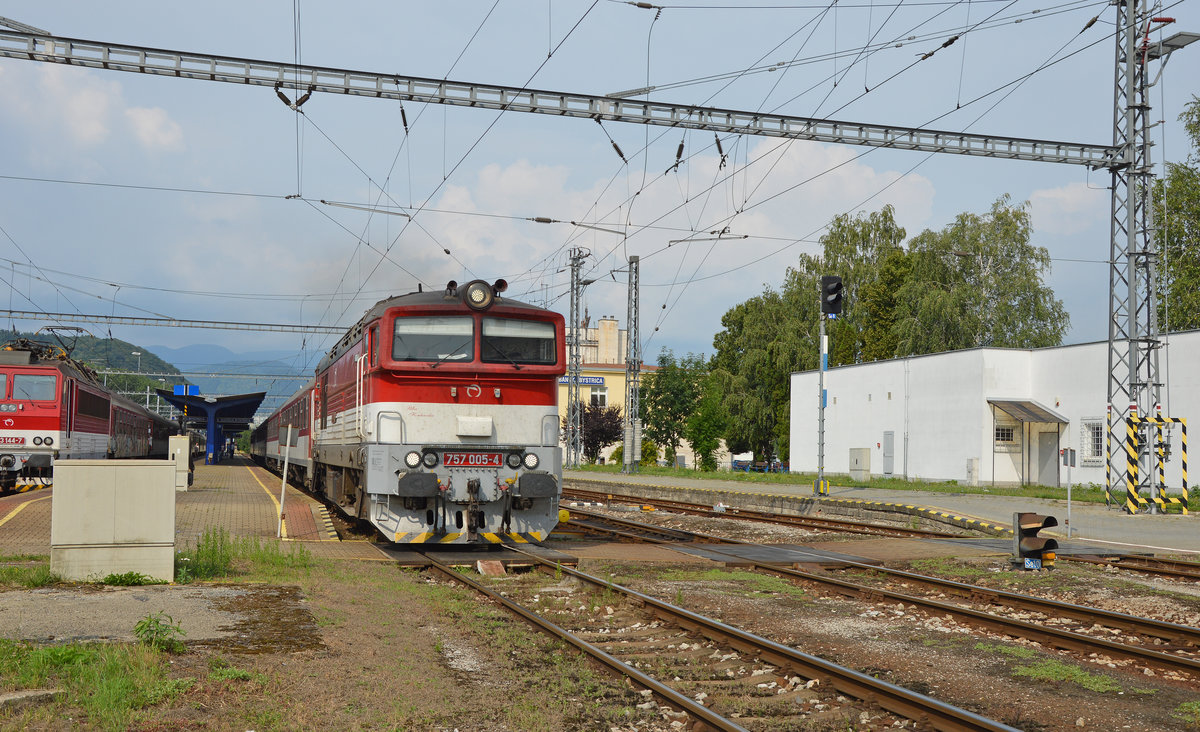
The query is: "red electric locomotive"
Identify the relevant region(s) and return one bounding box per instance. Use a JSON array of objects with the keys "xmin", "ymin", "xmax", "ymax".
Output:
[
  {"xmin": 0, "ymin": 339, "xmax": 174, "ymax": 492},
  {"xmin": 252, "ymin": 279, "xmax": 566, "ymax": 544}
]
